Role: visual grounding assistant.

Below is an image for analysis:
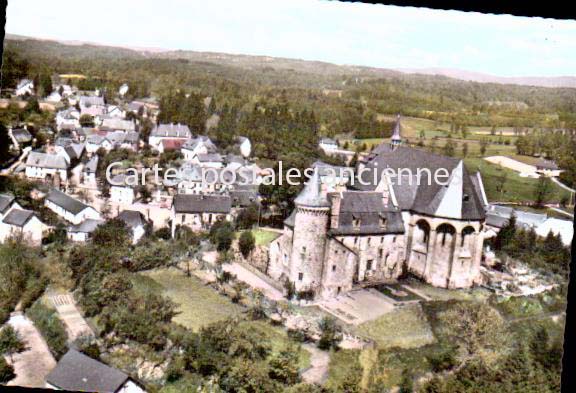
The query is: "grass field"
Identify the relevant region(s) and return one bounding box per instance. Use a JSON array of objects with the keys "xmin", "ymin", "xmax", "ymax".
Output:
[
  {"xmin": 465, "ymin": 158, "xmax": 570, "ymax": 203},
  {"xmin": 133, "ymin": 268, "xmax": 244, "ymax": 331},
  {"xmin": 251, "ymin": 229, "xmax": 281, "ymax": 246},
  {"xmin": 352, "ymin": 304, "xmax": 435, "ymax": 349}
]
